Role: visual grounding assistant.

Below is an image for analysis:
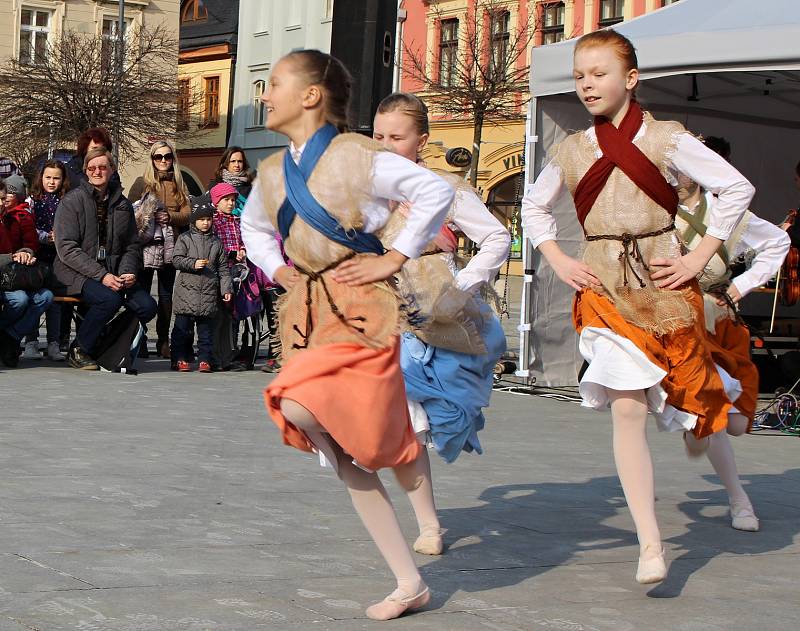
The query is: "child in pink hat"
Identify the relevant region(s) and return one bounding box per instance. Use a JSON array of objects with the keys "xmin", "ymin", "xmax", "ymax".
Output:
[{"xmin": 210, "ymin": 182, "xmax": 245, "ymax": 264}]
